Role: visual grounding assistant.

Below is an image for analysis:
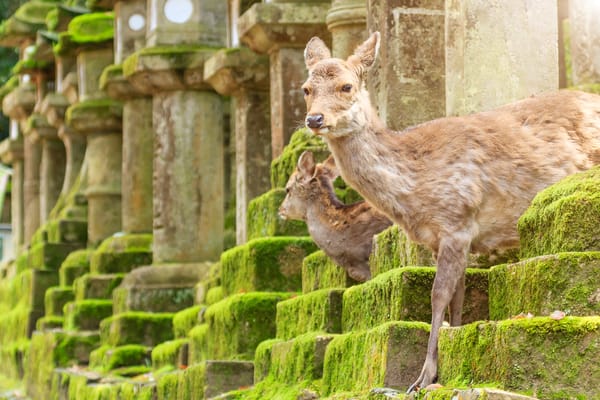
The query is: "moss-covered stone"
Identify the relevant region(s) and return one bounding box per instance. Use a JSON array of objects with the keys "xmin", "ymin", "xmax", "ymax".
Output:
[
  {"xmin": 203, "ymin": 292, "xmax": 294, "ymax": 361},
  {"xmin": 65, "ymin": 98, "xmax": 123, "ymax": 133},
  {"xmin": 28, "ymin": 242, "xmax": 83, "ymax": 271},
  {"xmin": 152, "ymin": 338, "xmax": 189, "ymax": 370},
  {"xmin": 46, "ymin": 218, "xmax": 88, "ymax": 244},
  {"xmin": 302, "ymin": 250, "xmax": 358, "ymax": 293},
  {"xmin": 370, "ymin": 225, "xmax": 433, "ymax": 277},
  {"xmin": 246, "ymin": 189, "xmax": 308, "ymax": 240},
  {"xmin": 205, "ymin": 286, "xmax": 224, "ymax": 305},
  {"xmin": 63, "ymin": 299, "xmax": 113, "ymax": 330},
  {"xmin": 59, "ymin": 249, "xmax": 93, "ymax": 286},
  {"xmin": 91, "ymin": 344, "xmax": 151, "ymax": 372},
  {"xmin": 276, "ymin": 289, "xmax": 343, "ymax": 340},
  {"xmin": 221, "ymin": 237, "xmax": 317, "ymax": 295},
  {"xmin": 489, "ymin": 252, "xmax": 600, "ymax": 320},
  {"xmin": 188, "ymin": 323, "xmax": 209, "ymax": 365},
  {"xmin": 100, "ymin": 312, "xmax": 174, "ymax": 347},
  {"xmin": 438, "ymin": 317, "xmax": 600, "ymax": 398},
  {"xmin": 36, "ymin": 315, "xmax": 64, "ymax": 330},
  {"xmin": 0, "ymin": 338, "xmax": 29, "ymax": 382},
  {"xmin": 112, "ymin": 285, "xmax": 196, "ymax": 314},
  {"xmin": 173, "ymin": 305, "xmax": 203, "ymax": 339},
  {"xmin": 67, "ymin": 11, "xmax": 114, "ymax": 44},
  {"xmin": 89, "ymin": 233, "xmax": 153, "ymax": 274},
  {"xmin": 253, "ymin": 338, "xmax": 281, "ymax": 383},
  {"xmin": 73, "ymin": 273, "xmax": 124, "ymax": 300},
  {"xmin": 342, "ymin": 267, "xmax": 489, "ymax": 332},
  {"xmin": 0, "ymin": 305, "xmax": 36, "ymax": 343},
  {"xmin": 45, "ymin": 285, "xmax": 74, "ymax": 316},
  {"xmin": 322, "ymin": 321, "xmax": 430, "ymax": 395},
  {"xmin": 30, "ymin": 269, "xmax": 60, "ymax": 311},
  {"xmin": 118, "ymin": 381, "xmax": 156, "ymax": 400},
  {"xmin": 518, "ymin": 166, "xmax": 600, "ymax": 258}
]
